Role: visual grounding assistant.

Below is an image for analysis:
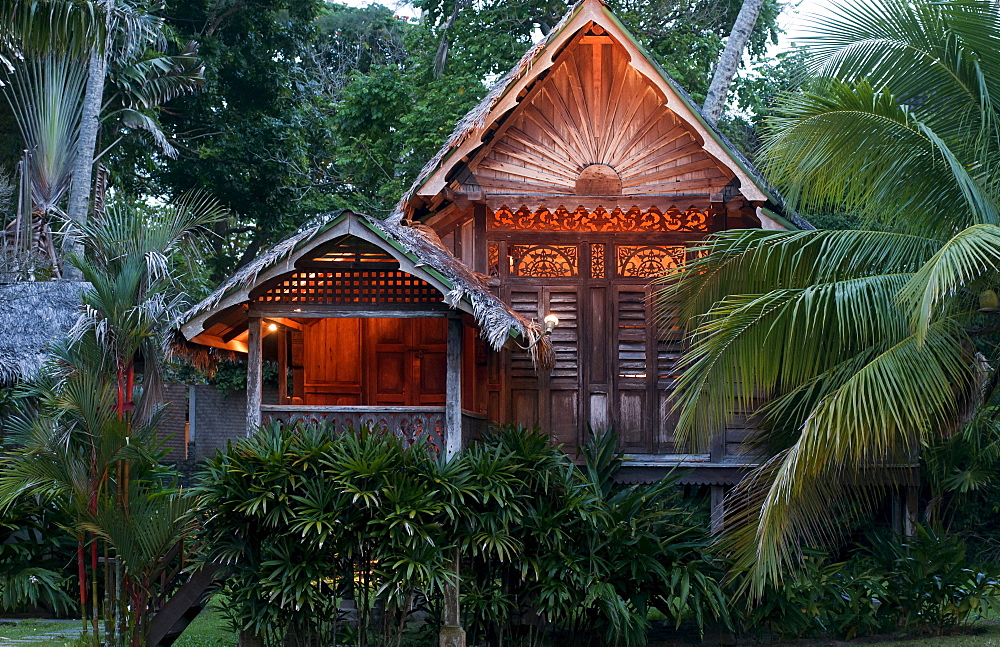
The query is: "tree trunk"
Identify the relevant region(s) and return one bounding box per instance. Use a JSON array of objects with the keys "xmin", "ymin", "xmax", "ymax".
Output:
[
  {"xmin": 64, "ymin": 27, "xmax": 109, "ymax": 278},
  {"xmin": 702, "ymin": 0, "xmax": 765, "ymax": 126}
]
